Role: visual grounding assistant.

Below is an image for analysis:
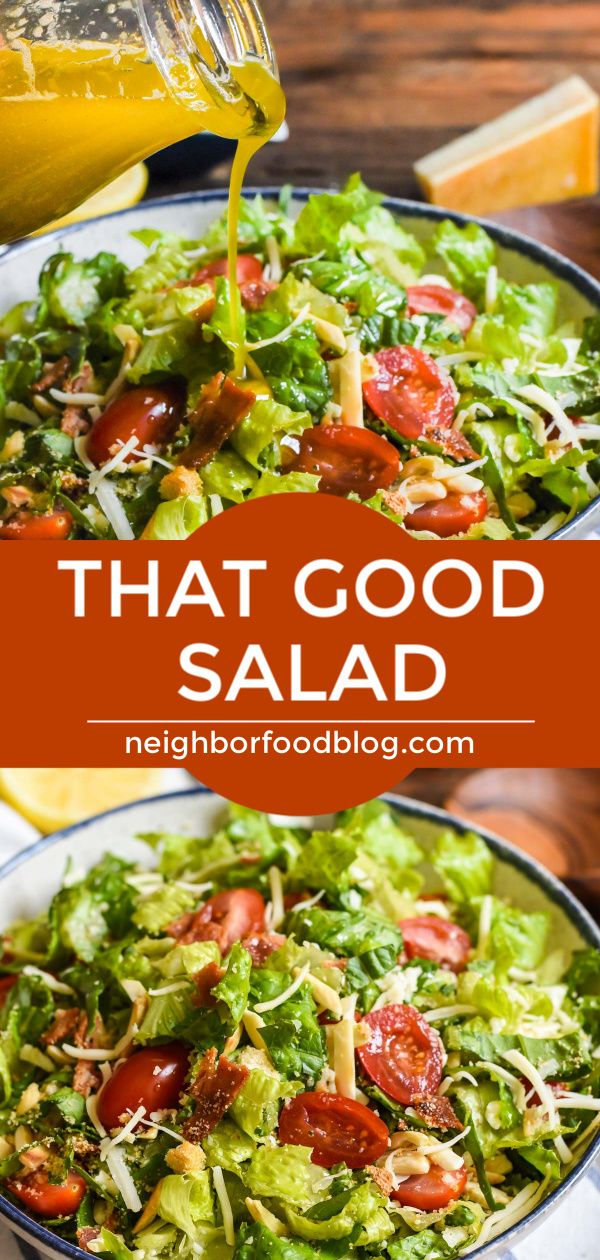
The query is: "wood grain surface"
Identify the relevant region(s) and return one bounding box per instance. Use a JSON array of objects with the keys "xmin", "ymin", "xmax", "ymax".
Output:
[{"xmin": 155, "ymin": 0, "xmax": 600, "ymax": 278}]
